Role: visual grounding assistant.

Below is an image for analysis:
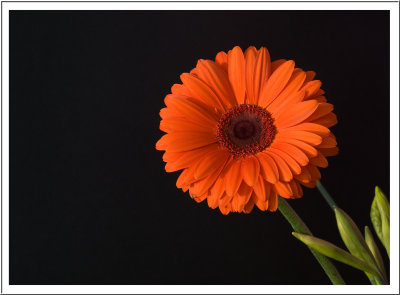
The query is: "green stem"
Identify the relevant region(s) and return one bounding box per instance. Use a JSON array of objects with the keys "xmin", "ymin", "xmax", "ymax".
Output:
[
  {"xmin": 316, "ymin": 181, "xmax": 336, "ymax": 210},
  {"xmin": 278, "ymin": 197, "xmax": 346, "ymax": 285}
]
